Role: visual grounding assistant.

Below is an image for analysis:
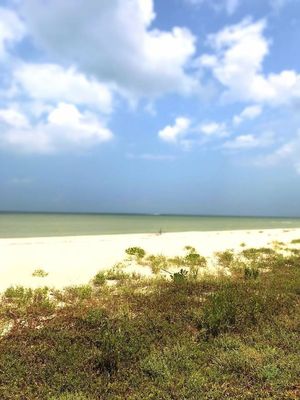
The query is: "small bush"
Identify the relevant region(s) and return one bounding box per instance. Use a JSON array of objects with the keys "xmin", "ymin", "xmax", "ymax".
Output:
[
  {"xmin": 184, "ymin": 245, "xmax": 196, "ymax": 253},
  {"xmin": 185, "ymin": 253, "xmax": 207, "ymax": 268},
  {"xmin": 64, "ymin": 285, "xmax": 93, "ymax": 301},
  {"xmin": 125, "ymin": 247, "xmax": 146, "ymax": 259},
  {"xmin": 3, "ymin": 286, "xmax": 55, "ymax": 314},
  {"xmin": 200, "ymin": 284, "xmax": 276, "ymax": 337},
  {"xmin": 215, "ymin": 250, "xmax": 235, "ymax": 269},
  {"xmin": 172, "ymin": 269, "xmax": 188, "ymax": 284},
  {"xmin": 291, "ymin": 238, "xmax": 300, "ymax": 244},
  {"xmin": 105, "ymin": 263, "xmax": 129, "ymax": 280},
  {"xmin": 146, "ymin": 254, "xmax": 168, "ymax": 274},
  {"xmin": 92, "ymin": 272, "xmax": 106, "ymax": 286},
  {"xmin": 32, "ymin": 268, "xmax": 48, "ymax": 277}
]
